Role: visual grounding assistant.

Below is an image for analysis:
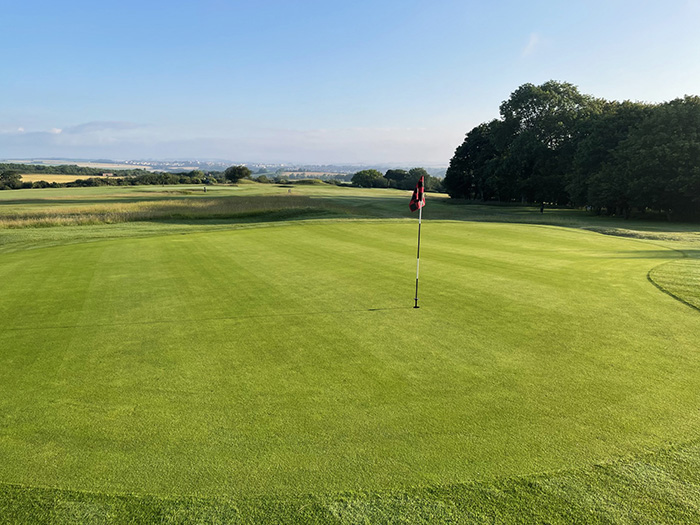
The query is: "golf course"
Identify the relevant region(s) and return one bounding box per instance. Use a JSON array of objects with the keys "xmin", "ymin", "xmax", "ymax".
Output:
[{"xmin": 2, "ymin": 182, "xmax": 700, "ymax": 523}]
